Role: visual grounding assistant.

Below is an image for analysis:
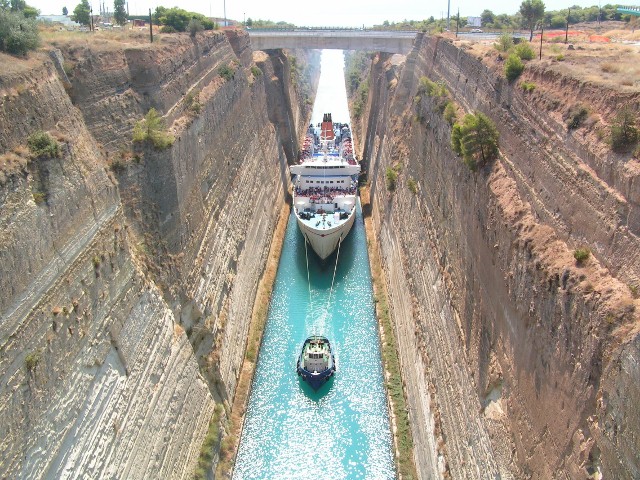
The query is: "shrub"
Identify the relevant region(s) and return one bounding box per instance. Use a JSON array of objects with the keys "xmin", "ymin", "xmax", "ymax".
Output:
[
  {"xmin": 514, "ymin": 42, "xmax": 535, "ymax": 60},
  {"xmin": 521, "ymin": 81, "xmax": 536, "ymax": 92},
  {"xmin": 574, "ymin": 247, "xmax": 590, "ymax": 264},
  {"xmin": 132, "ymin": 108, "xmax": 174, "ymax": 150},
  {"xmin": 25, "ymin": 350, "xmax": 41, "ymax": 372},
  {"xmin": 451, "ymin": 112, "xmax": 500, "ymax": 170},
  {"xmin": 0, "ymin": 9, "xmax": 40, "ymax": 56},
  {"xmin": 32, "ymin": 191, "xmax": 46, "ymax": 204},
  {"xmin": 418, "ymin": 76, "xmax": 447, "ymax": 97},
  {"xmin": 109, "ymin": 159, "xmax": 126, "ymax": 173},
  {"xmin": 27, "ymin": 131, "xmax": 61, "ymax": 158},
  {"xmin": 443, "ymin": 101, "xmax": 457, "ymax": 125},
  {"xmin": 184, "ymin": 89, "xmax": 202, "ymax": 114},
  {"xmin": 611, "ymin": 108, "xmax": 639, "ymax": 153},
  {"xmin": 504, "ymin": 54, "xmax": 524, "ymax": 82},
  {"xmin": 188, "ymin": 18, "xmax": 203, "ymax": 37},
  {"xmin": 601, "ymin": 62, "xmax": 619, "ymax": 73},
  {"xmin": 494, "ymin": 32, "xmax": 514, "ymax": 52},
  {"xmin": 407, "ymin": 177, "xmax": 417, "ymax": 194},
  {"xmin": 250, "ymin": 65, "xmax": 262, "ymax": 77},
  {"xmin": 386, "ymin": 166, "xmax": 399, "ymax": 191},
  {"xmin": 555, "ymin": 54, "xmax": 565, "ymax": 61},
  {"xmin": 565, "ymin": 103, "xmax": 589, "ymax": 130},
  {"xmin": 218, "ymin": 64, "xmax": 235, "ymax": 81},
  {"xmin": 159, "ymin": 25, "xmax": 176, "ymax": 33}
]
